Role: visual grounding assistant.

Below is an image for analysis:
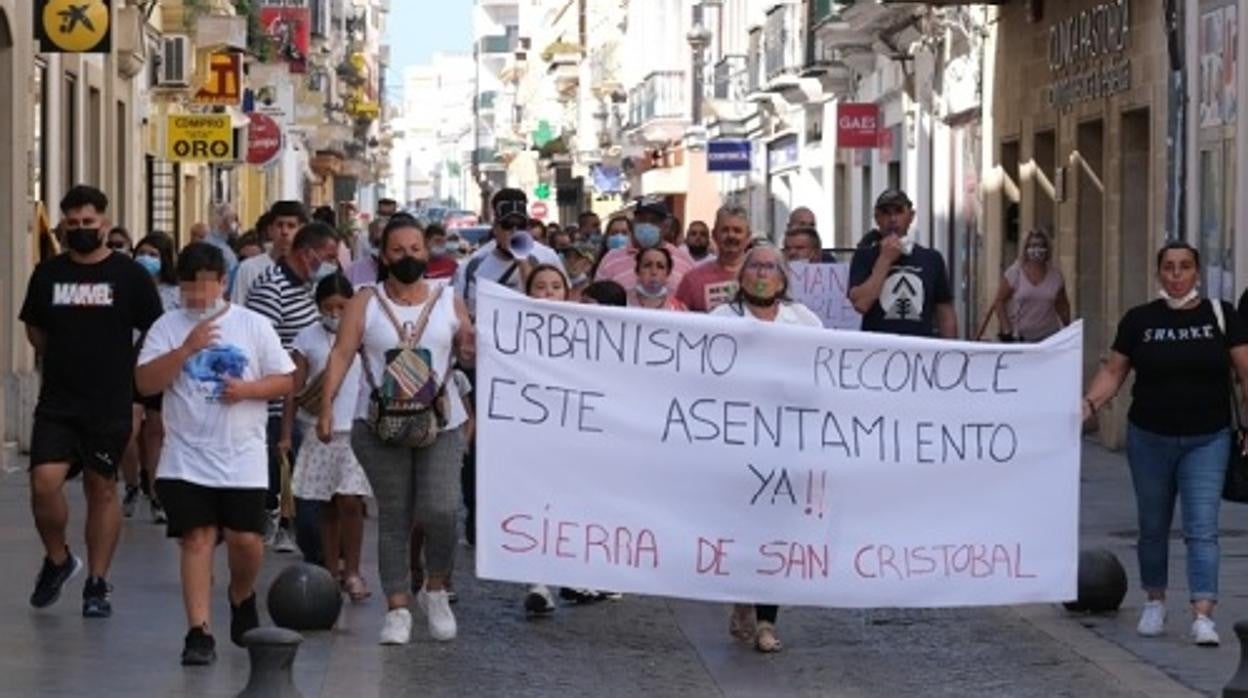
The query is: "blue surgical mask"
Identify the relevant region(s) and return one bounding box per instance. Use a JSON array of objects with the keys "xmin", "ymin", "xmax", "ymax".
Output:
[
  {"xmin": 607, "ymin": 233, "xmax": 629, "ymax": 250},
  {"xmin": 430, "ymin": 243, "xmax": 447, "ymax": 258},
  {"xmin": 634, "ymin": 223, "xmax": 662, "ymax": 250},
  {"xmin": 136, "ymin": 255, "xmax": 162, "ymax": 277},
  {"xmin": 636, "ymin": 279, "xmax": 668, "ymax": 299}
]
